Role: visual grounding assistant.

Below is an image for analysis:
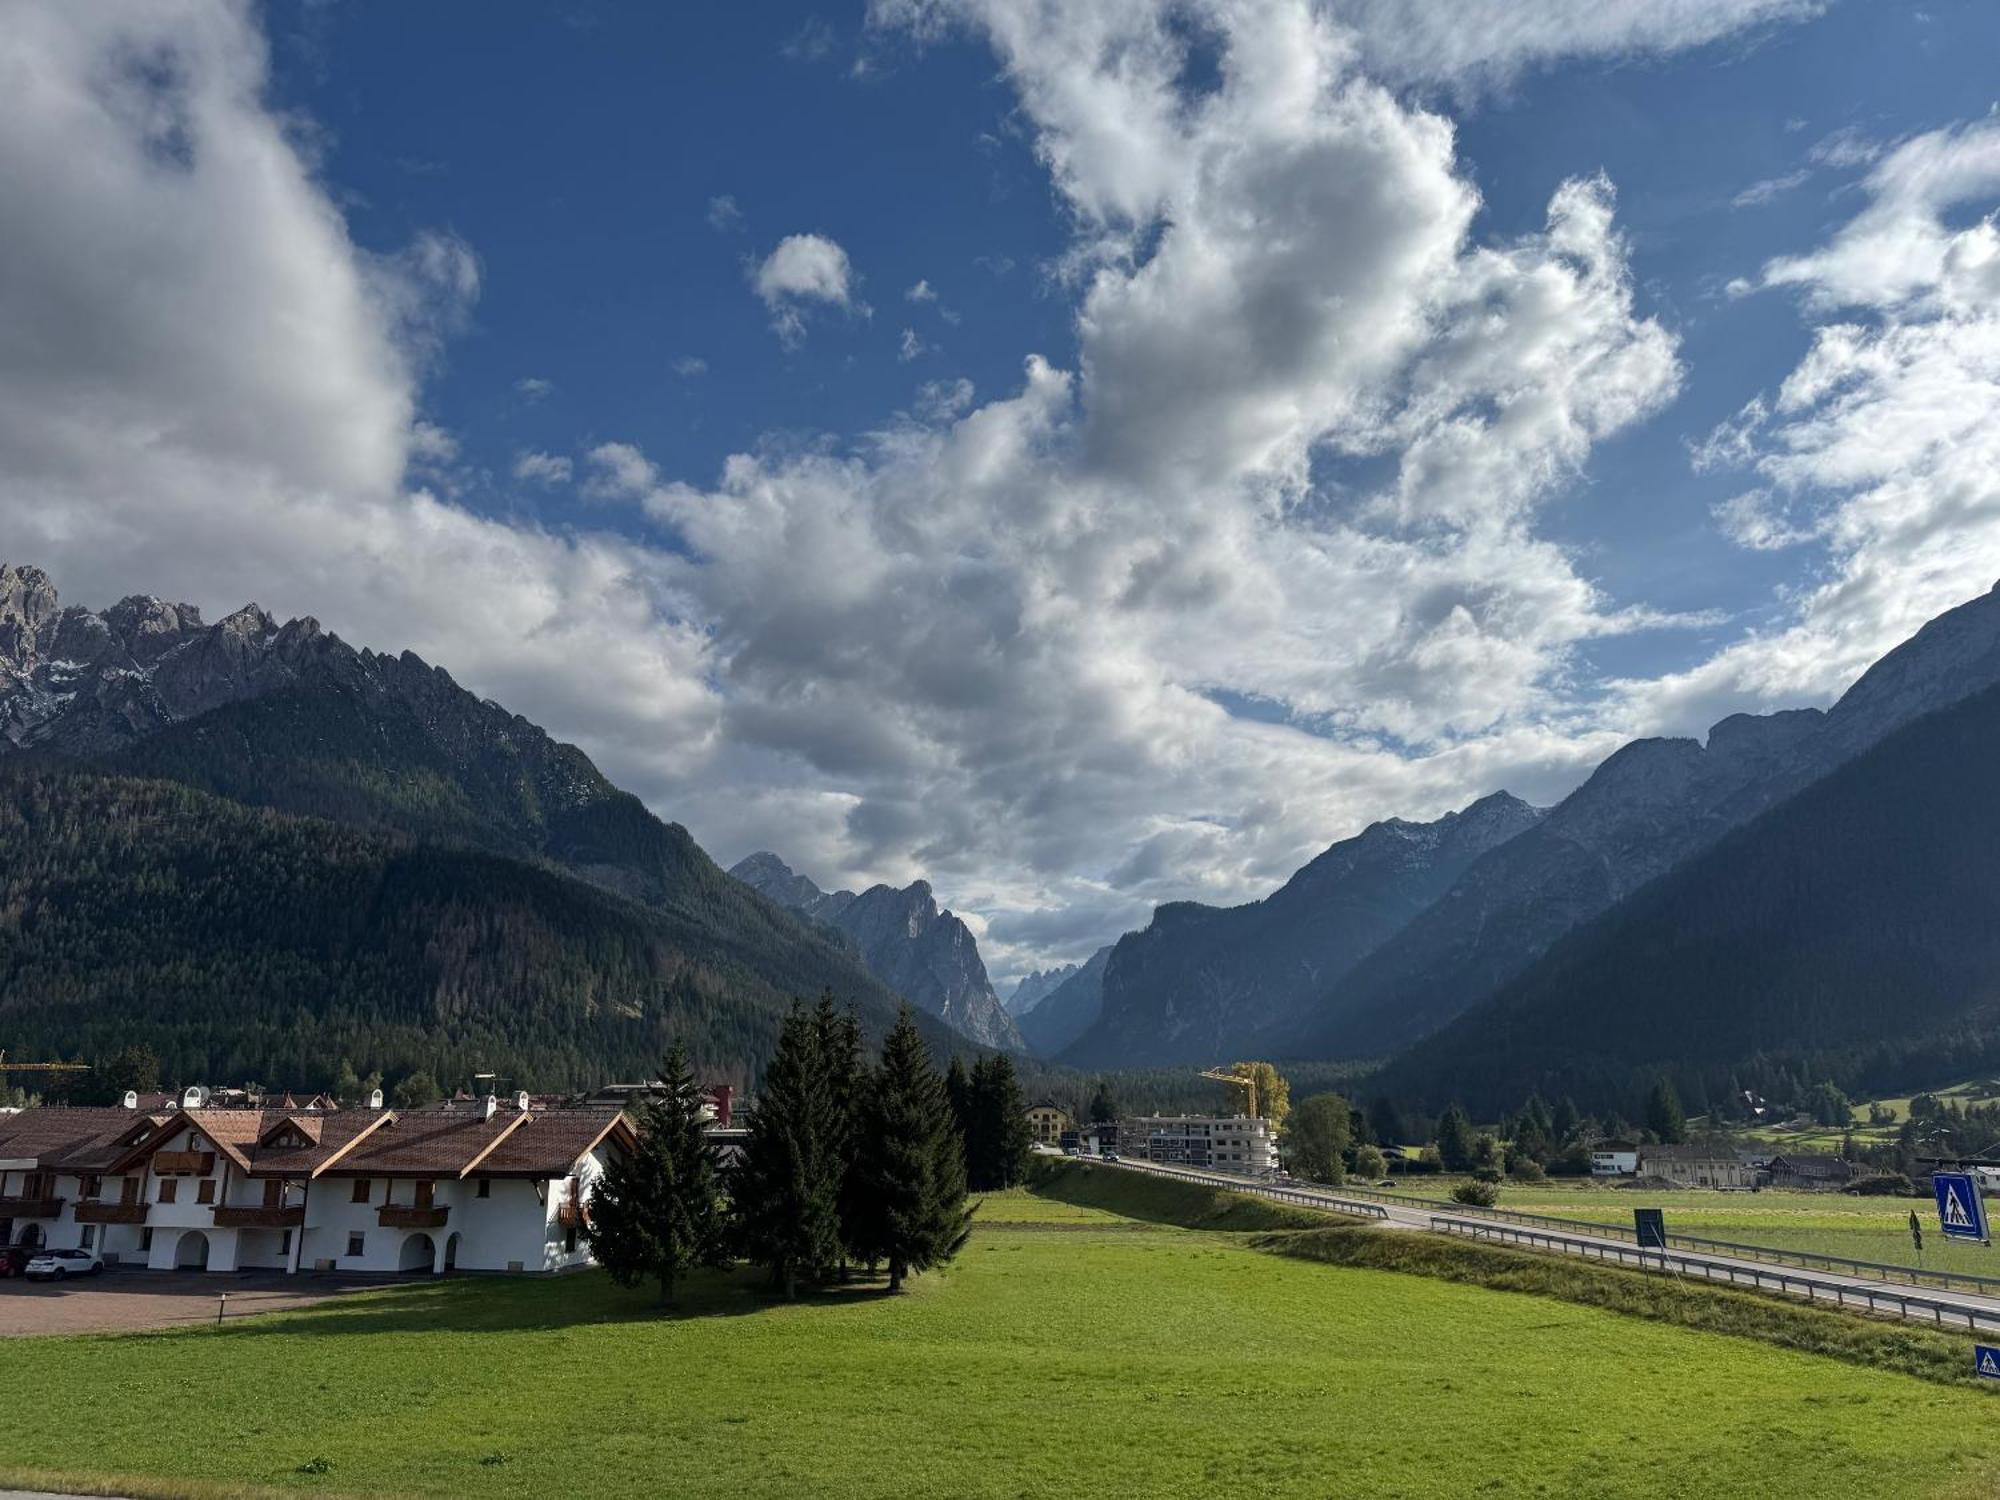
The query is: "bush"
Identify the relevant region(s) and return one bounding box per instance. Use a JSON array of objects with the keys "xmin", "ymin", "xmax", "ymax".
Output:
[
  {"xmin": 1351, "ymin": 1144, "xmax": 1386, "ymax": 1179},
  {"xmin": 1844, "ymin": 1172, "xmax": 1915, "ymax": 1197},
  {"xmin": 1509, "ymin": 1158, "xmax": 1547, "ymax": 1183},
  {"xmin": 1450, "ymin": 1180, "xmax": 1500, "ymax": 1208},
  {"xmin": 1471, "ymin": 1167, "xmax": 1504, "ymax": 1185}
]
